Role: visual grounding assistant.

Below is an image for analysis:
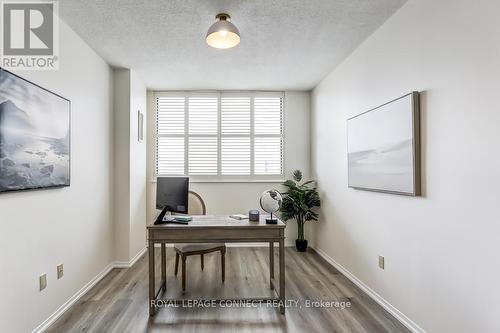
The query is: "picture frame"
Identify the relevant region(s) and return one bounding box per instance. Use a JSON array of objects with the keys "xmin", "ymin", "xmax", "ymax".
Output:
[
  {"xmin": 138, "ymin": 110, "xmax": 144, "ymax": 142},
  {"xmin": 347, "ymin": 92, "xmax": 420, "ymax": 196},
  {"xmin": 0, "ymin": 68, "xmax": 71, "ymax": 193}
]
